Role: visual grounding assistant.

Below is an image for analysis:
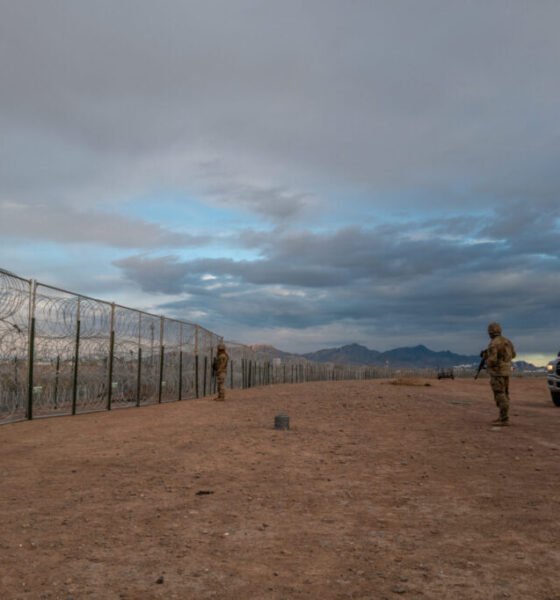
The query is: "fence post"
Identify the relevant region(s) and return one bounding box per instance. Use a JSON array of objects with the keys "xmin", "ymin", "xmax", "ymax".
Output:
[
  {"xmin": 107, "ymin": 303, "xmax": 115, "ymax": 411},
  {"xmin": 71, "ymin": 297, "xmax": 81, "ymax": 415},
  {"xmin": 53, "ymin": 355, "xmax": 60, "ymax": 409},
  {"xmin": 26, "ymin": 280, "xmax": 37, "ymax": 420},
  {"xmin": 194, "ymin": 326, "xmax": 199, "ymax": 398},
  {"xmin": 136, "ymin": 347, "xmax": 142, "ymax": 407},
  {"xmin": 203, "ymin": 355, "xmax": 208, "ymax": 396},
  {"xmin": 178, "ymin": 323, "xmax": 183, "ymax": 401},
  {"xmin": 195, "ymin": 354, "xmax": 199, "ymax": 398},
  {"xmin": 158, "ymin": 317, "xmax": 165, "ymax": 403},
  {"xmin": 136, "ymin": 312, "xmax": 142, "ymax": 407},
  {"xmin": 178, "ymin": 350, "xmax": 183, "ymax": 401},
  {"xmin": 210, "ymin": 346, "xmax": 215, "ymax": 395}
]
